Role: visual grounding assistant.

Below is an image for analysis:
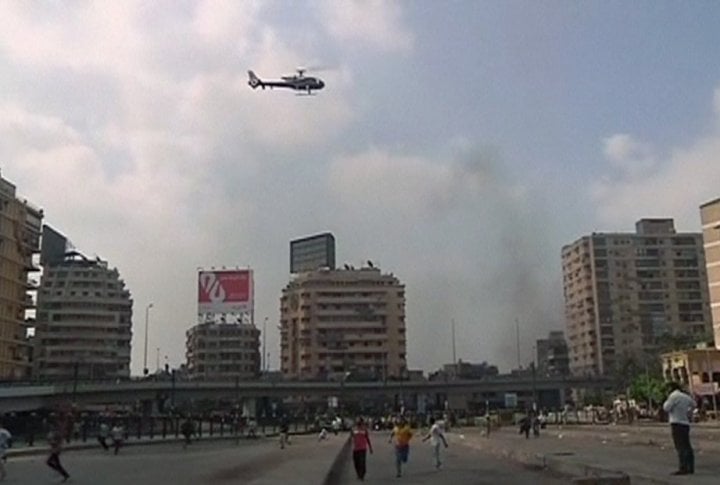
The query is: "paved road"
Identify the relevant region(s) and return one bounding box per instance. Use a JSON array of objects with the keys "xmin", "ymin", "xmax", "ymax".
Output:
[
  {"xmin": 337, "ymin": 433, "xmax": 567, "ymax": 484},
  {"xmin": 2, "ymin": 435, "xmax": 344, "ymax": 485},
  {"xmin": 460, "ymin": 427, "xmax": 720, "ymax": 484}
]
